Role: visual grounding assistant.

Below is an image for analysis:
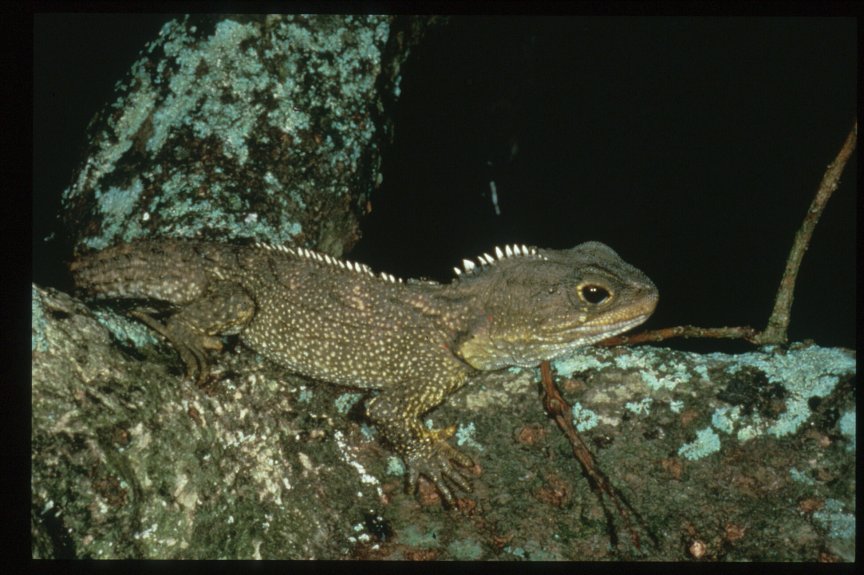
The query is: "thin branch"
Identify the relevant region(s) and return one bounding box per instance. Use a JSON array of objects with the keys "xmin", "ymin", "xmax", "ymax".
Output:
[
  {"xmin": 757, "ymin": 120, "xmax": 857, "ymax": 344},
  {"xmin": 606, "ymin": 121, "xmax": 856, "ymax": 347},
  {"xmin": 600, "ymin": 325, "xmax": 760, "ymax": 347},
  {"xmin": 539, "ymin": 360, "xmax": 651, "ymax": 552}
]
